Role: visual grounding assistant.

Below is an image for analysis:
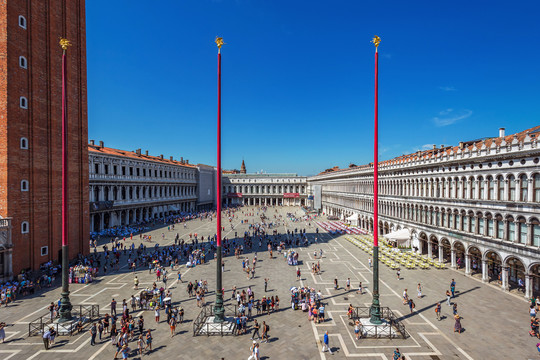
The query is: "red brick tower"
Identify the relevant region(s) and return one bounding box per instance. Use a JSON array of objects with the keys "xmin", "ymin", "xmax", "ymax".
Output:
[{"xmin": 0, "ymin": 1, "xmax": 89, "ymax": 277}]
